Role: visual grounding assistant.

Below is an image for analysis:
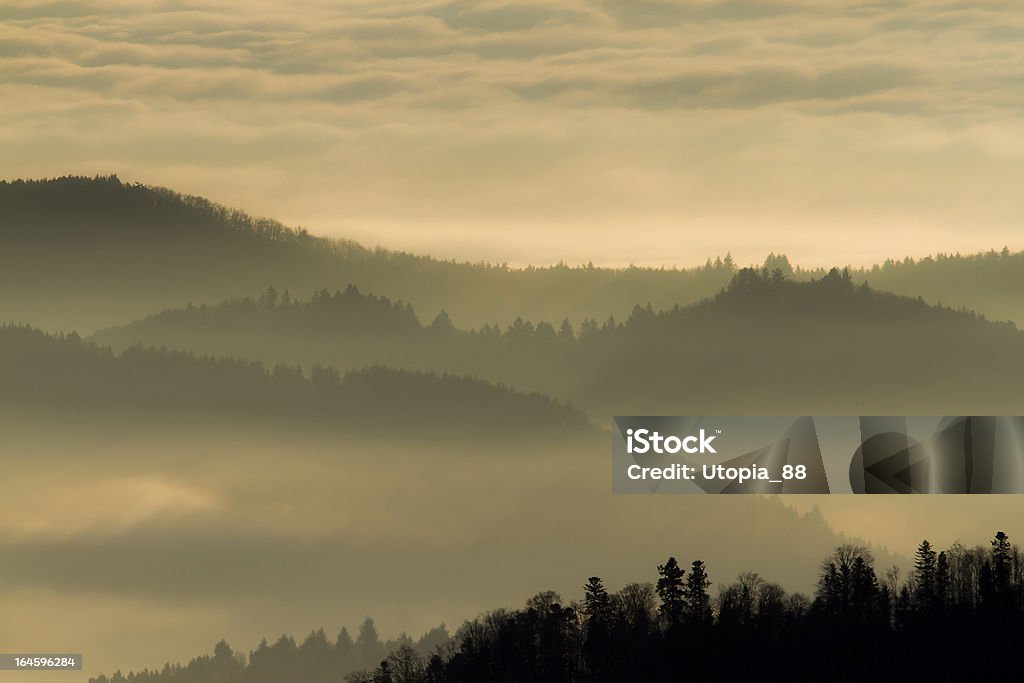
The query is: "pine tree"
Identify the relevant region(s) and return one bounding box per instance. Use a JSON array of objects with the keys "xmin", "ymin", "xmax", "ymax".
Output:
[
  {"xmin": 991, "ymin": 531, "xmax": 1013, "ymax": 601},
  {"xmin": 582, "ymin": 577, "xmax": 612, "ymax": 678},
  {"xmin": 850, "ymin": 555, "xmax": 881, "ymax": 624},
  {"xmin": 356, "ymin": 618, "xmax": 385, "ymax": 671},
  {"xmin": 583, "ymin": 576, "xmax": 610, "ymax": 621},
  {"xmin": 429, "ymin": 309, "xmax": 455, "ymax": 333},
  {"xmin": 578, "ymin": 318, "xmax": 599, "ymax": 340},
  {"xmin": 935, "ymin": 551, "xmax": 950, "ymax": 610},
  {"xmin": 656, "ymin": 557, "xmax": 686, "ymax": 630},
  {"xmin": 685, "ymin": 560, "xmax": 712, "ymax": 627},
  {"xmin": 557, "ymin": 318, "xmax": 575, "ymax": 341},
  {"xmin": 913, "ymin": 540, "xmax": 937, "ymax": 610}
]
